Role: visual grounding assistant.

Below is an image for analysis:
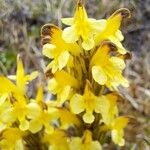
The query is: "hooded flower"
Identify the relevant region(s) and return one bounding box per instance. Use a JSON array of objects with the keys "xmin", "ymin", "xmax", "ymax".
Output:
[
  {"xmin": 70, "ymin": 80, "xmax": 102, "ymax": 124},
  {"xmin": 29, "ymin": 86, "xmax": 57, "ymax": 134},
  {"xmin": 1, "ymin": 96, "xmax": 41, "ymax": 131},
  {"xmin": 42, "ymin": 24, "xmax": 80, "ymax": 73},
  {"xmin": 90, "ymin": 41, "xmax": 129, "ymax": 90},
  {"xmin": 48, "ymin": 70, "xmax": 79, "ymax": 106},
  {"xmin": 95, "ymin": 8, "xmax": 131, "ymax": 54},
  {"xmin": 0, "ymin": 56, "xmax": 39, "ymax": 131},
  {"xmin": 98, "ymin": 93, "xmax": 119, "ymax": 126},
  {"xmin": 62, "ymin": 0, "xmax": 106, "ymax": 50}
]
